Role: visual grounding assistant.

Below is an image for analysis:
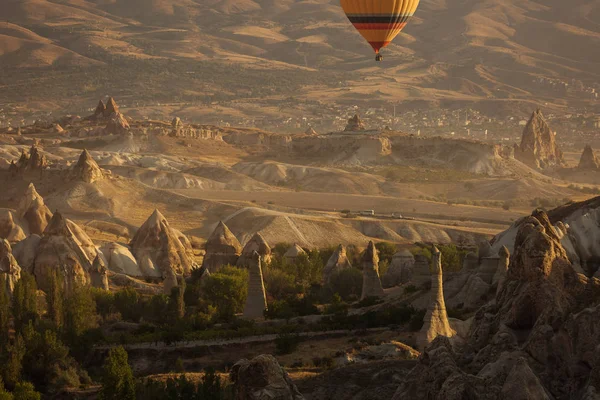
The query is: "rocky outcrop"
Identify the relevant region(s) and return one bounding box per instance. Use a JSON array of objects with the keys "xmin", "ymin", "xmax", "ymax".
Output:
[
  {"xmin": 129, "ymin": 209, "xmax": 194, "ymax": 278},
  {"xmin": 516, "ymin": 109, "xmax": 564, "ymax": 169},
  {"xmin": 305, "ymin": 127, "xmax": 318, "ymax": 135},
  {"xmin": 0, "ymin": 239, "xmax": 21, "ymax": 295},
  {"xmin": 417, "ymin": 246, "xmax": 455, "ymax": 350},
  {"xmin": 90, "ymin": 255, "xmax": 109, "ymax": 290},
  {"xmin": 105, "ymin": 97, "xmax": 119, "ymax": 117},
  {"xmin": 360, "ymin": 241, "xmax": 384, "ymax": 300},
  {"xmin": 382, "ymin": 250, "xmax": 414, "ymax": 288},
  {"xmin": 283, "ymin": 244, "xmax": 306, "ymax": 263},
  {"xmin": 99, "ymin": 242, "xmax": 143, "ymax": 277},
  {"xmin": 344, "ymin": 114, "xmax": 366, "ymax": 132},
  {"xmin": 0, "ymin": 210, "xmax": 26, "ymax": 243},
  {"xmin": 17, "ymin": 183, "xmax": 53, "ymax": 235},
  {"xmin": 323, "ymin": 244, "xmax": 351, "ymax": 284},
  {"xmin": 93, "ymin": 100, "xmax": 106, "ymax": 118},
  {"xmin": 105, "ymin": 112, "xmax": 130, "ymax": 134},
  {"xmin": 27, "ymin": 145, "xmax": 48, "ymax": 171},
  {"xmin": 72, "ymin": 149, "xmax": 104, "ymax": 183},
  {"xmin": 237, "ymin": 232, "xmax": 271, "ymax": 267},
  {"xmin": 578, "ymin": 145, "xmax": 599, "ymax": 170},
  {"xmin": 242, "ymin": 252, "xmax": 267, "ymax": 320},
  {"xmin": 394, "ymin": 207, "xmax": 600, "ymax": 400},
  {"xmin": 493, "ymin": 246, "xmax": 510, "ymax": 297},
  {"xmin": 202, "ymin": 221, "xmax": 242, "ymax": 272},
  {"xmin": 231, "ymin": 355, "xmax": 305, "ymax": 400},
  {"xmin": 12, "ymin": 235, "xmax": 41, "ymax": 274},
  {"xmin": 33, "ymin": 212, "xmax": 93, "ymax": 292}
]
